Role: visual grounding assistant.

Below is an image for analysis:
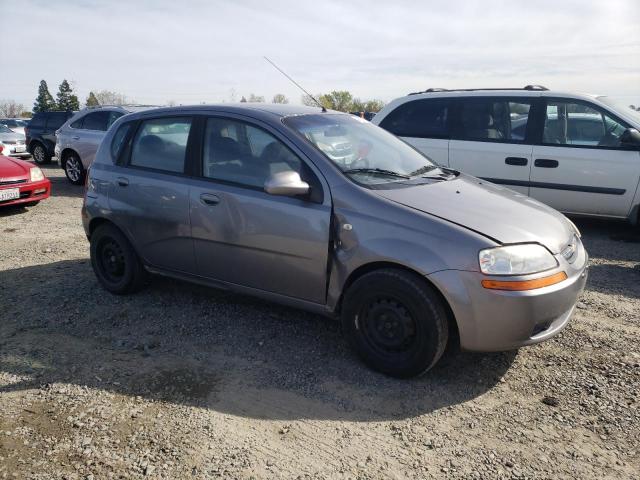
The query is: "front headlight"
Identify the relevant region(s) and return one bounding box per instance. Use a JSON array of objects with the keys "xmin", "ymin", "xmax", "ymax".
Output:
[
  {"xmin": 479, "ymin": 244, "xmax": 558, "ymax": 275},
  {"xmin": 566, "ymin": 218, "xmax": 581, "ymax": 238},
  {"xmin": 30, "ymin": 167, "xmax": 45, "ymax": 182}
]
